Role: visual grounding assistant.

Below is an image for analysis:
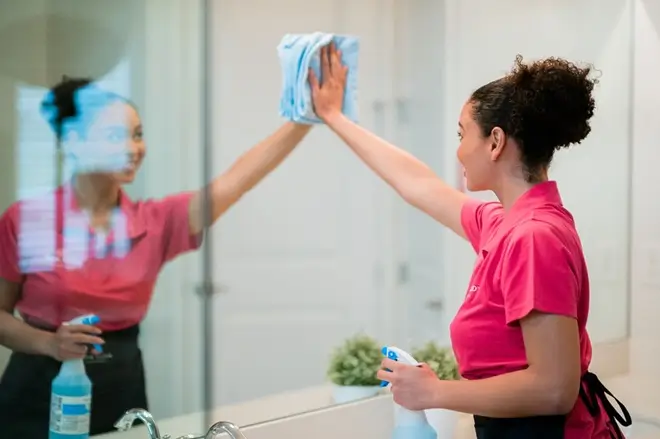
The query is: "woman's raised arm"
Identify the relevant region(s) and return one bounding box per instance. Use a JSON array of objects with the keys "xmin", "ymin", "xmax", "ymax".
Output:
[
  {"xmin": 187, "ymin": 122, "xmax": 312, "ymax": 234},
  {"xmin": 309, "ymin": 43, "xmax": 468, "ymax": 239}
]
